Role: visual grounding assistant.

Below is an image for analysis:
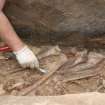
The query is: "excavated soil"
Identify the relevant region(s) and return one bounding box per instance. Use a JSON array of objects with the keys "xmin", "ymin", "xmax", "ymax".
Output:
[{"xmin": 0, "ymin": 44, "xmax": 105, "ymax": 96}]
